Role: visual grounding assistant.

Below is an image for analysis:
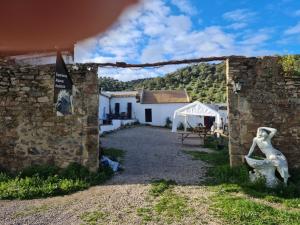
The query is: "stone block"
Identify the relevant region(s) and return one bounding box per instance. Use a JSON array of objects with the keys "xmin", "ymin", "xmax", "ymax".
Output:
[
  {"xmin": 227, "ymin": 56, "xmax": 300, "ymax": 168},
  {"xmin": 0, "ymin": 60, "xmax": 99, "ymax": 172},
  {"xmin": 37, "ymin": 96, "xmax": 49, "ymax": 103},
  {"xmin": 230, "ymin": 154, "xmax": 245, "ymax": 167}
]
